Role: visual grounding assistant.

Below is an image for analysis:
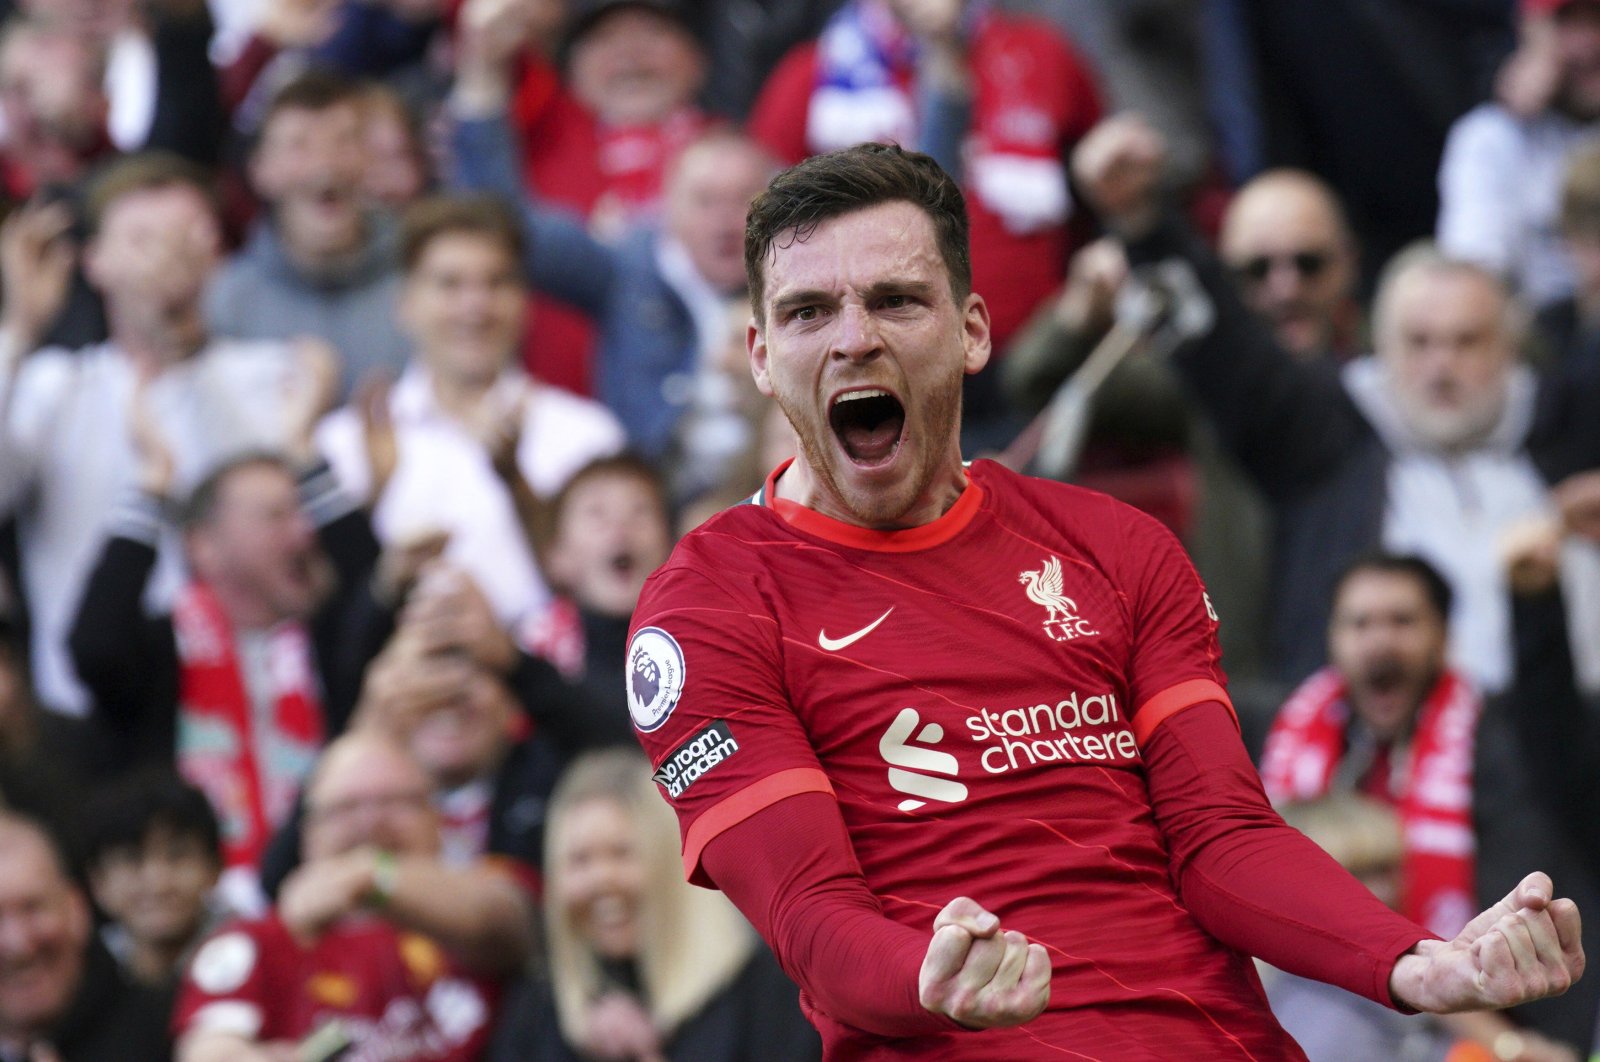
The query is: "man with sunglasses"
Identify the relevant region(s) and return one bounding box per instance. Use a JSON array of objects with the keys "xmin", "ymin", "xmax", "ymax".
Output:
[
  {"xmin": 1220, "ymin": 169, "xmax": 1363, "ymax": 363},
  {"xmin": 1074, "ymin": 114, "xmax": 1600, "ymax": 698}
]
